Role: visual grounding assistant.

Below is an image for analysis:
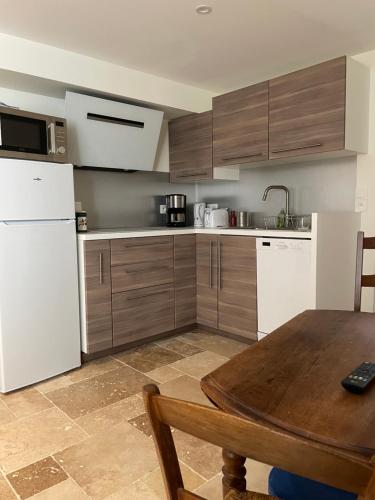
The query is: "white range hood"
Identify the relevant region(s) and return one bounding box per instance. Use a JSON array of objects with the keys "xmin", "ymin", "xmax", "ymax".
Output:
[{"xmin": 65, "ymin": 91, "xmax": 164, "ymax": 171}]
